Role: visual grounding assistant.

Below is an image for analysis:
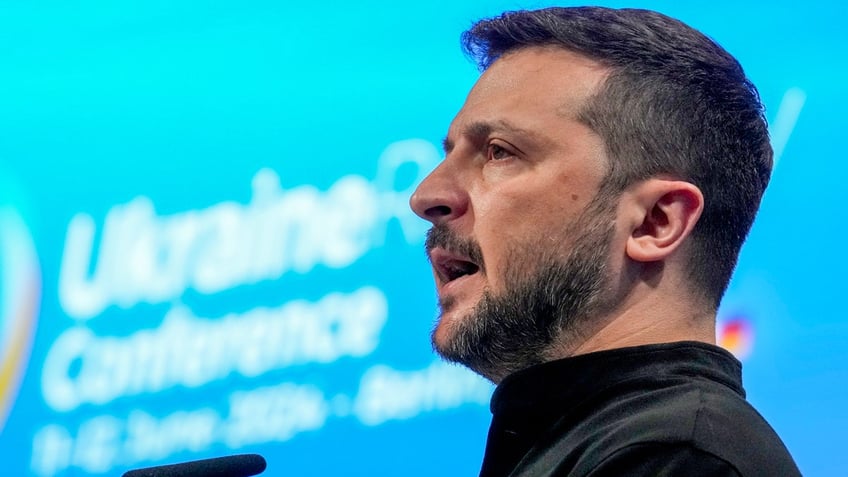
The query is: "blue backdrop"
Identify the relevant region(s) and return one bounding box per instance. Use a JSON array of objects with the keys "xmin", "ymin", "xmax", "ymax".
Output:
[{"xmin": 0, "ymin": 1, "xmax": 845, "ymax": 475}]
